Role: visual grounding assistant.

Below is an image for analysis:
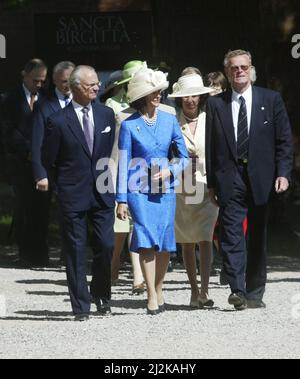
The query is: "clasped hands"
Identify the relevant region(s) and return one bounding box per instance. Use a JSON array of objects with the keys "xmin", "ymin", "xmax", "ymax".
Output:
[{"xmin": 117, "ymin": 169, "xmax": 171, "ymax": 221}]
